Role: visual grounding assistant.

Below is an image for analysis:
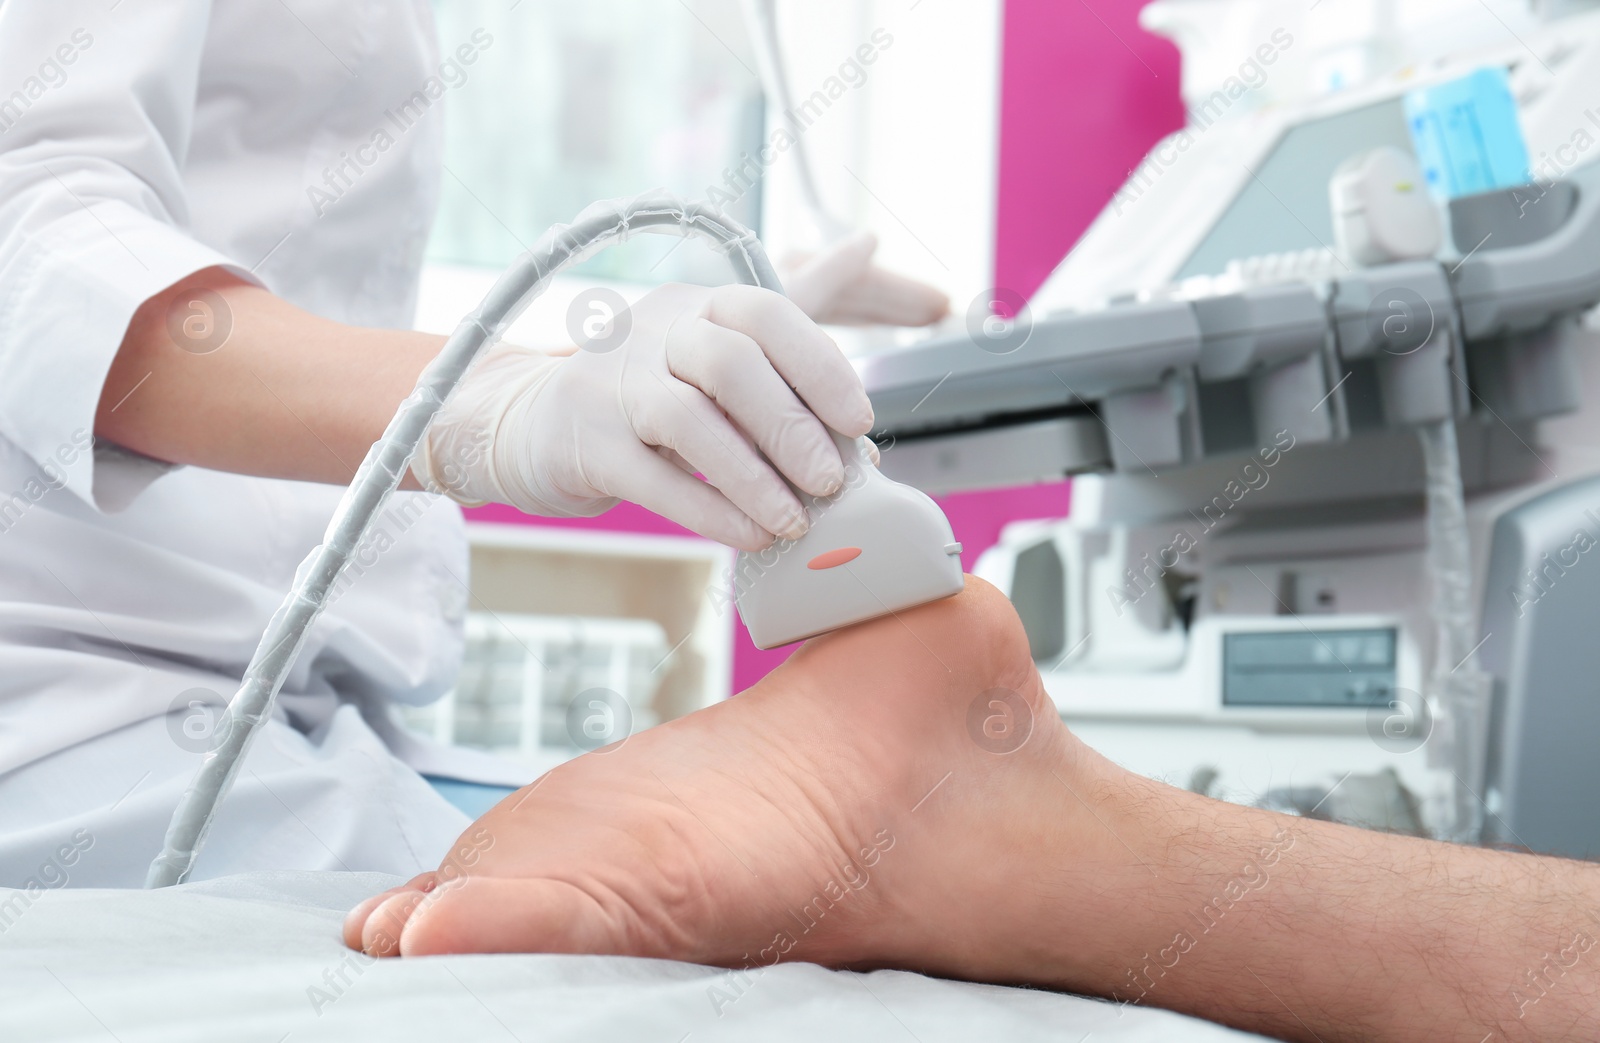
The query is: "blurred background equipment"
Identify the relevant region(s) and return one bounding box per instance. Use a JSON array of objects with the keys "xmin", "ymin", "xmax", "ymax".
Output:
[{"xmin": 856, "ymin": 1, "xmax": 1600, "ymax": 858}]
